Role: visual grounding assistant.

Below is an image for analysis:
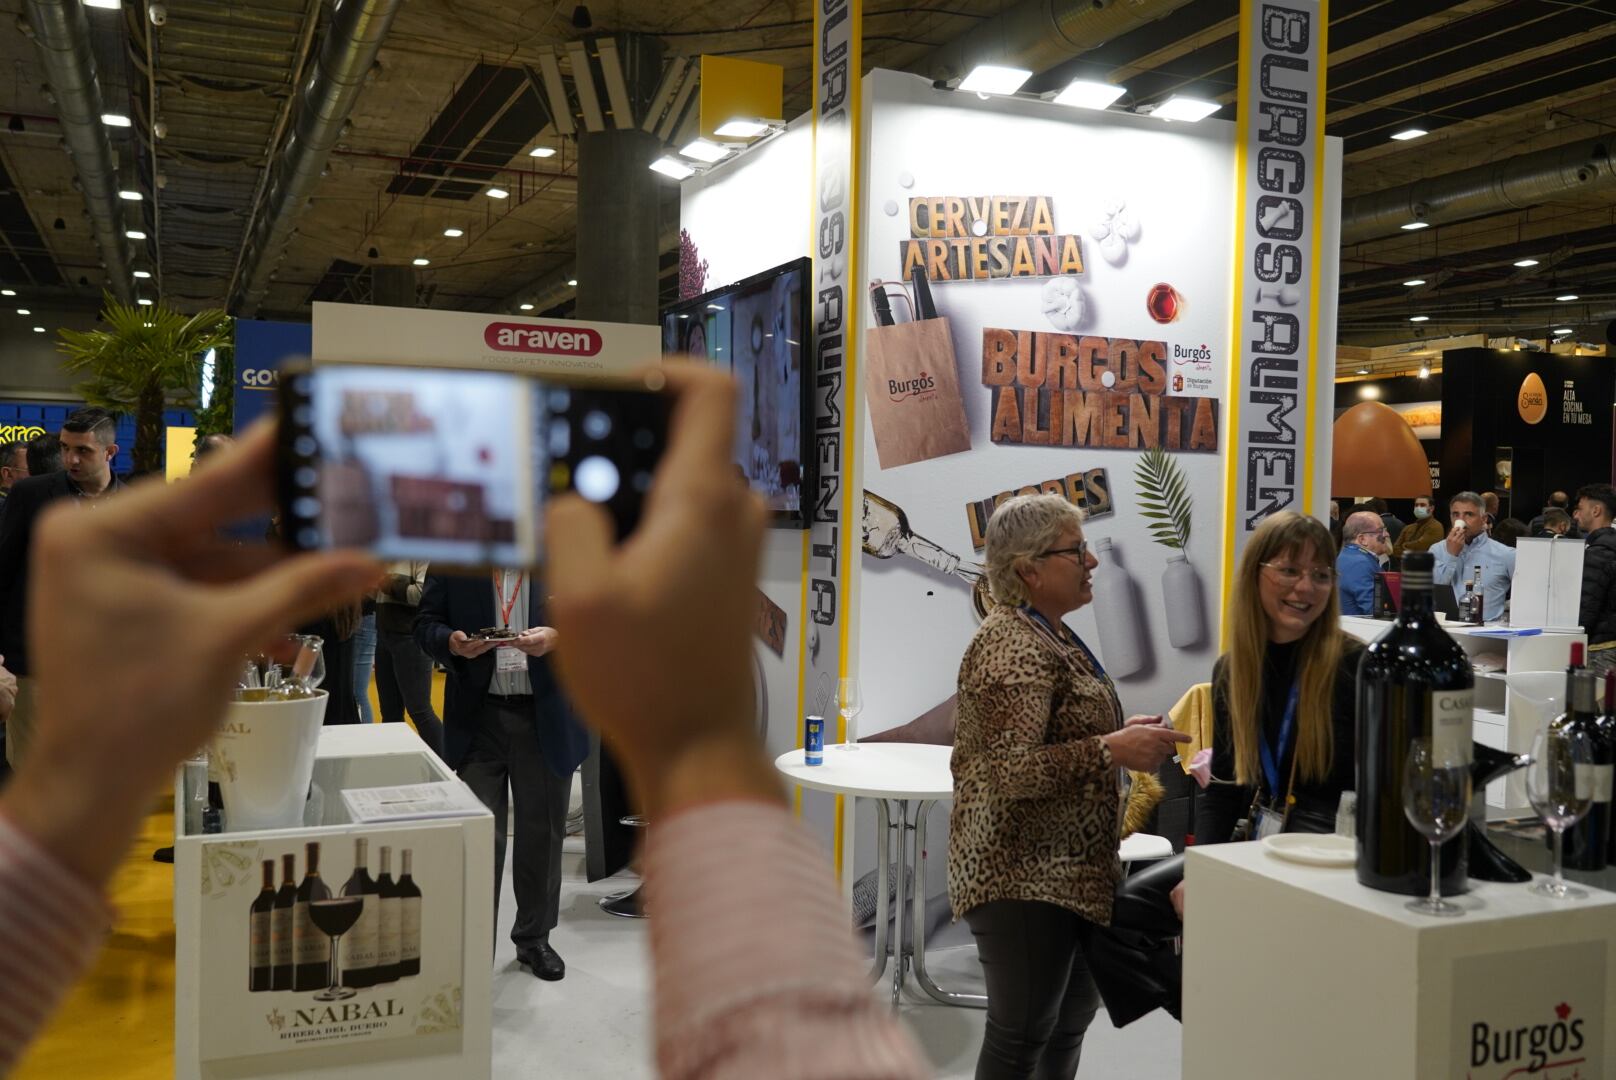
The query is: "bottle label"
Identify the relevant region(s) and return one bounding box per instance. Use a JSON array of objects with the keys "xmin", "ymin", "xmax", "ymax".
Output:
[
  {"xmin": 1431, "ymin": 688, "xmax": 1474, "ymax": 766},
  {"xmin": 294, "ymin": 901, "xmax": 329, "ymax": 966},
  {"xmin": 250, "ymin": 911, "xmax": 271, "ymax": 969},
  {"xmin": 399, "ymin": 897, "xmax": 421, "ymax": 962},
  {"xmin": 271, "ymin": 906, "xmax": 293, "ymax": 966},
  {"xmin": 1573, "ymin": 763, "xmax": 1599, "ymax": 801},
  {"xmin": 377, "ymin": 896, "xmax": 401, "ymax": 968},
  {"xmin": 344, "ymin": 898, "xmax": 378, "ymax": 973},
  {"xmin": 1592, "ymin": 763, "xmax": 1615, "ymax": 803}
]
